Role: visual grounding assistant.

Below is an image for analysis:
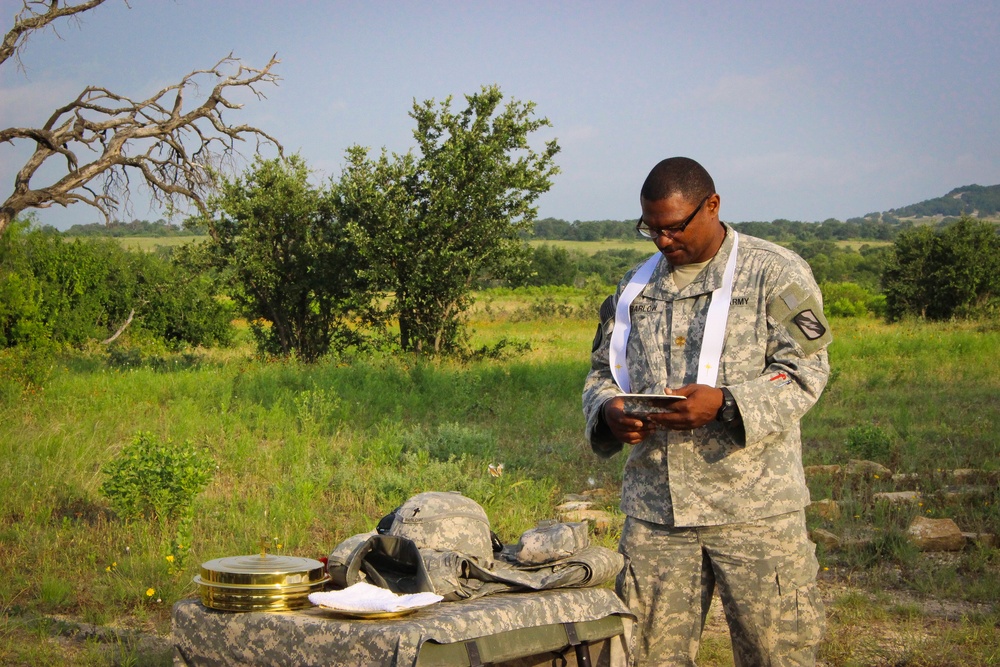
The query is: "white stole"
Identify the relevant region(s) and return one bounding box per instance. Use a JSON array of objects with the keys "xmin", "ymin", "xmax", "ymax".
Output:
[{"xmin": 609, "ymin": 232, "xmax": 739, "ymax": 392}]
